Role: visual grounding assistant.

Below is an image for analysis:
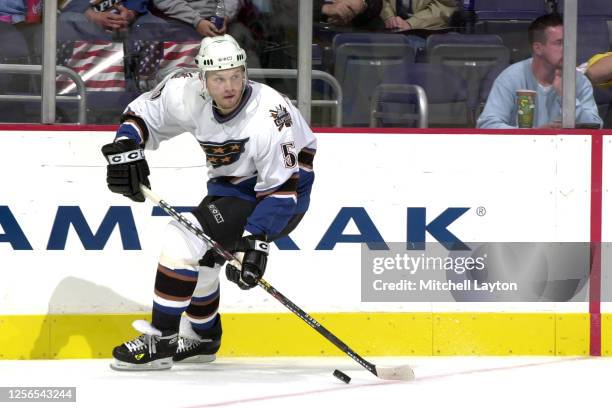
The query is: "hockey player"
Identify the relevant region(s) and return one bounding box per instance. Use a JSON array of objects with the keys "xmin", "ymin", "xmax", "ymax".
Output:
[{"xmin": 101, "ymin": 34, "xmax": 316, "ymax": 370}]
